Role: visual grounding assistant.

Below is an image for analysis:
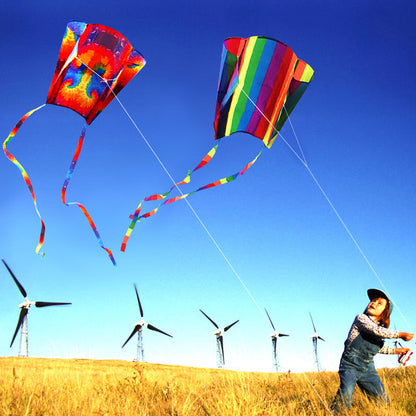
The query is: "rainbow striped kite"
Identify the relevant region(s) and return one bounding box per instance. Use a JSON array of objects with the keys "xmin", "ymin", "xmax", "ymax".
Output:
[
  {"xmin": 4, "ymin": 21, "xmax": 146, "ymax": 265},
  {"xmin": 122, "ymin": 36, "xmax": 313, "ymax": 251}
]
